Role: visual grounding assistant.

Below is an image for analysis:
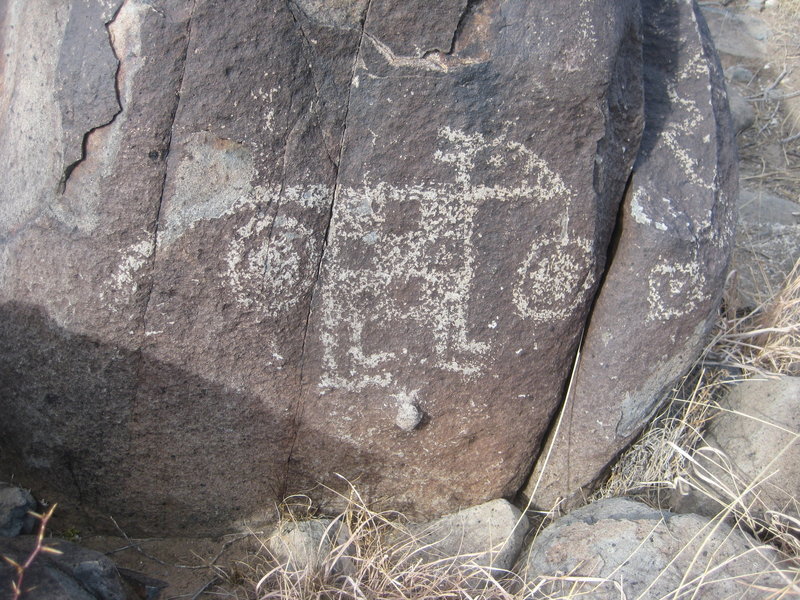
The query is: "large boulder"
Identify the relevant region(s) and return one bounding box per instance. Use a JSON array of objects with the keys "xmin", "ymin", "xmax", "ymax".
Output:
[
  {"xmin": 672, "ymin": 376, "xmax": 800, "ymax": 520},
  {"xmin": 525, "ymin": 0, "xmax": 737, "ymax": 510},
  {"xmin": 0, "ymin": 0, "xmax": 644, "ymax": 534},
  {"xmin": 519, "ymin": 498, "xmax": 790, "ymax": 600}
]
